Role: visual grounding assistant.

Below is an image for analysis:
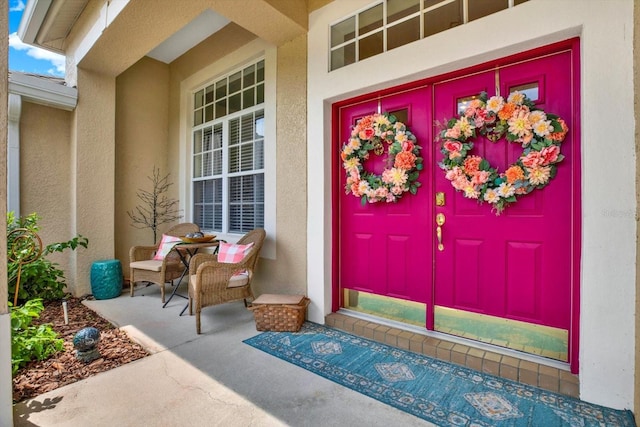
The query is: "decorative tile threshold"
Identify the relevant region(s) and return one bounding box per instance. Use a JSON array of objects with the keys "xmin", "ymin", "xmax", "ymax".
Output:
[{"xmin": 325, "ymin": 311, "xmax": 579, "ymax": 399}]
